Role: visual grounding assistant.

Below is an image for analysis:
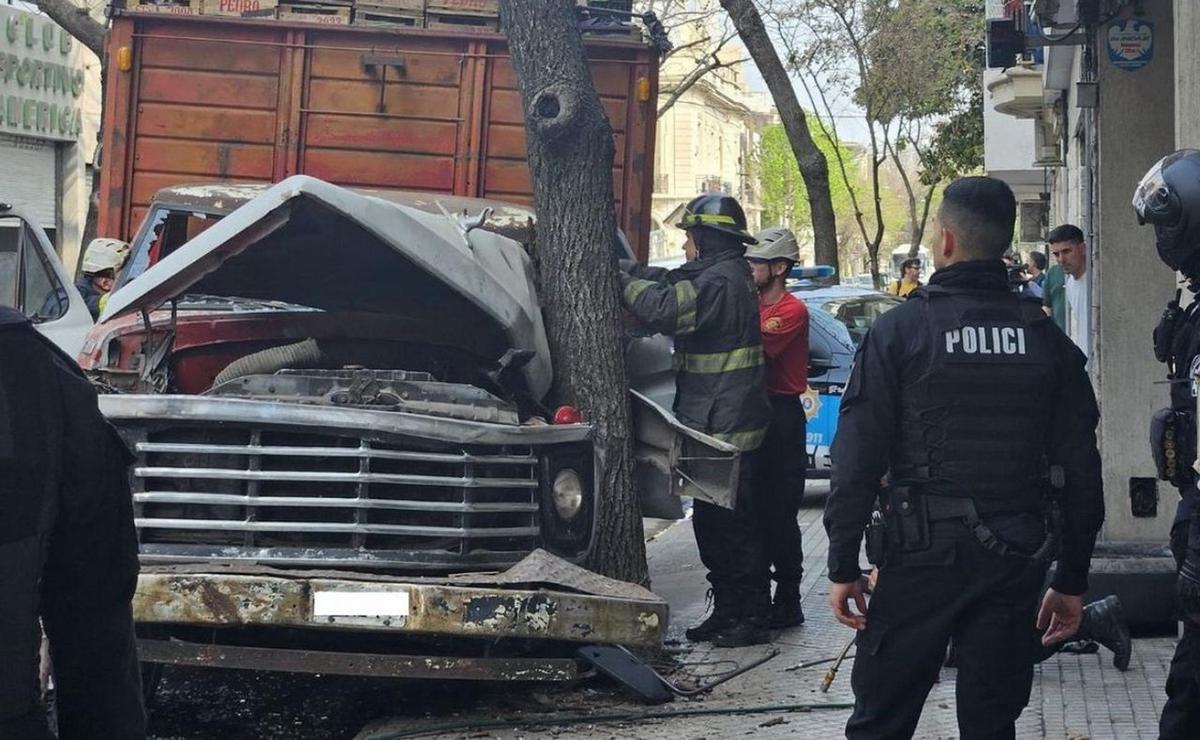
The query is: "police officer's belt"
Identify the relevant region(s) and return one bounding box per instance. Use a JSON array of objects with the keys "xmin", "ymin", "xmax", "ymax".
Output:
[{"xmin": 922, "ymin": 493, "xmax": 1056, "ymax": 563}]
